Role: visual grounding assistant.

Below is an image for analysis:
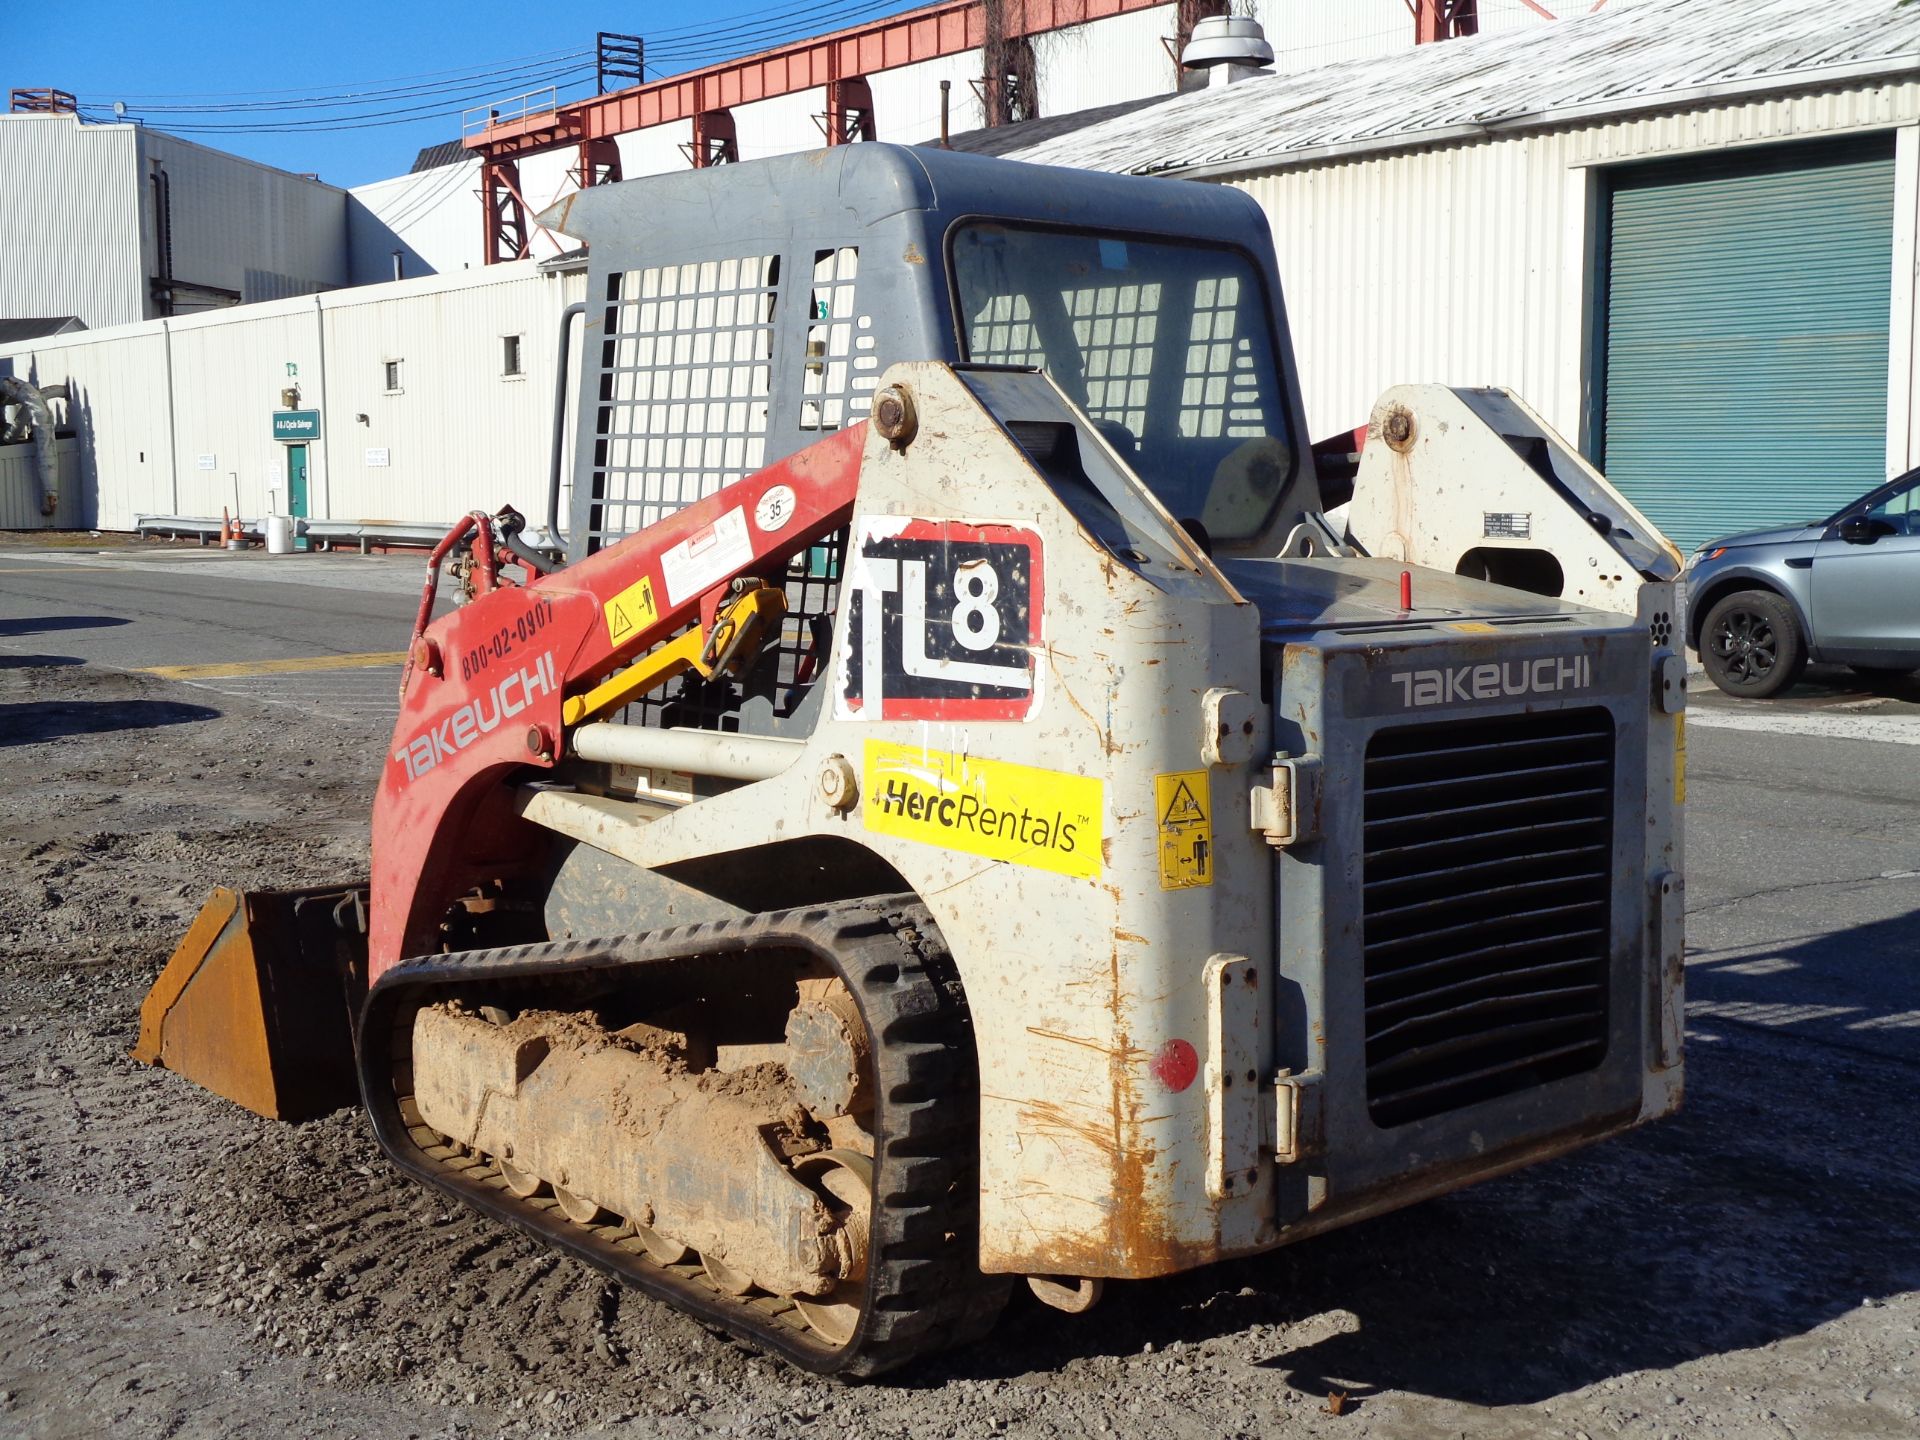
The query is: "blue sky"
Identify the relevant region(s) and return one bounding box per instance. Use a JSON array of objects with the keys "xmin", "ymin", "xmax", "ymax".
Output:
[{"xmin": 18, "ymin": 0, "xmax": 916, "ymax": 188}]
